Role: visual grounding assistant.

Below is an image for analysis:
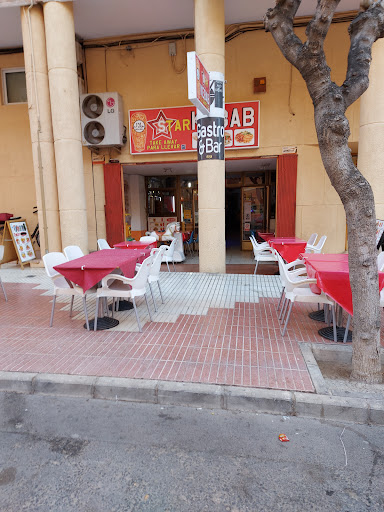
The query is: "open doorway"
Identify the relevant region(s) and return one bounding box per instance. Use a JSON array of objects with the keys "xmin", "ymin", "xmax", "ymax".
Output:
[{"xmin": 225, "ymin": 187, "xmax": 241, "ymax": 248}]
